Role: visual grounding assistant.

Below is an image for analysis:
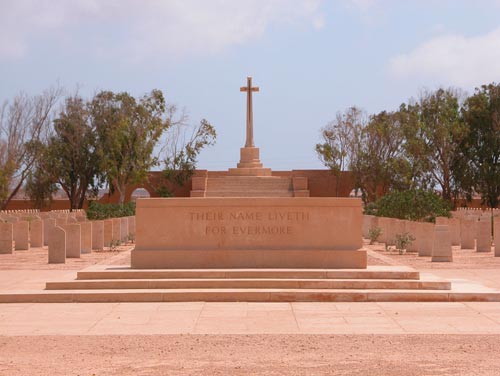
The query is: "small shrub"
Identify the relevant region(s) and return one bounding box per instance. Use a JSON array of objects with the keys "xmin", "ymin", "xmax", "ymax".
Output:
[
  {"xmin": 86, "ymin": 201, "xmax": 135, "ymax": 220},
  {"xmin": 368, "ymin": 227, "xmax": 382, "ymax": 245},
  {"xmin": 395, "ymin": 232, "xmax": 415, "ymax": 254},
  {"xmin": 367, "ymin": 189, "xmax": 451, "ymax": 222}
]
